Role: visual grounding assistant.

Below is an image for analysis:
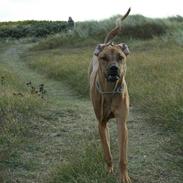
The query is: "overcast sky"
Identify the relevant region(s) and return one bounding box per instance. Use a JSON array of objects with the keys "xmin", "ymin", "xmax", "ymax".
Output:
[{"xmin": 0, "ymin": 0, "xmax": 182, "ymax": 22}]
